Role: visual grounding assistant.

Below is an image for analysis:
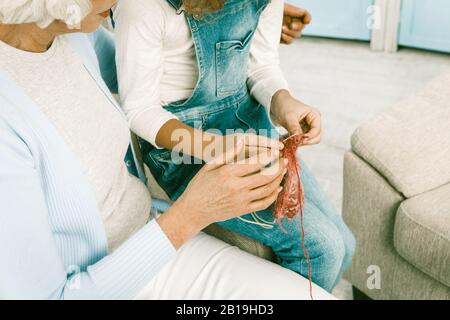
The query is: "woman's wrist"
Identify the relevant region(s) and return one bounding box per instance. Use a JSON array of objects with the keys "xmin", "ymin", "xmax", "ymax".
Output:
[{"xmin": 156, "ymin": 198, "xmax": 209, "ymax": 250}]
